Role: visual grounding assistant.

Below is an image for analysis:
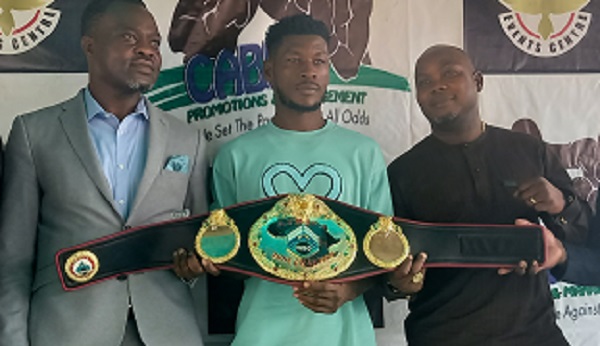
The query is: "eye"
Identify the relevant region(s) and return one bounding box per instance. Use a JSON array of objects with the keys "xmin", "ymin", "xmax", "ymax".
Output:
[
  {"xmin": 122, "ymin": 32, "xmax": 137, "ymax": 43},
  {"xmin": 287, "ymin": 57, "xmax": 300, "ymax": 63},
  {"xmin": 151, "ymin": 39, "xmax": 161, "ymax": 48},
  {"xmin": 416, "ymin": 79, "xmax": 431, "ymax": 88},
  {"xmin": 314, "ymin": 58, "xmax": 327, "ymax": 65},
  {"xmin": 444, "ymin": 69, "xmax": 460, "ymax": 78}
]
